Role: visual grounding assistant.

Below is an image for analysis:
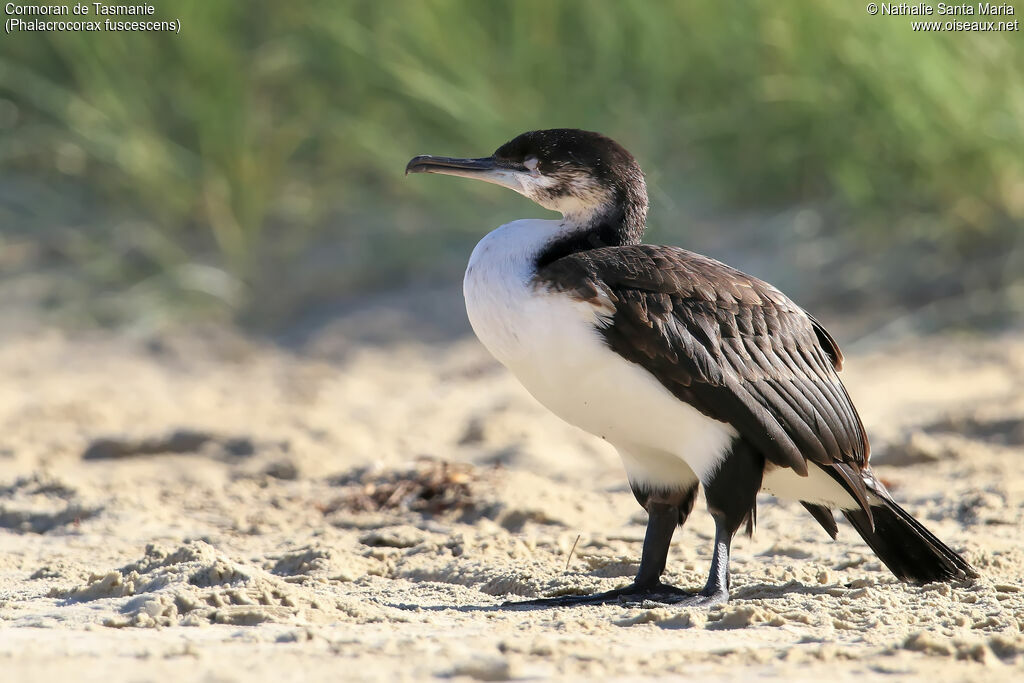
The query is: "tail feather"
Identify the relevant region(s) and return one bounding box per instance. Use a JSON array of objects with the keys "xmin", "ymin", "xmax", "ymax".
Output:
[
  {"xmin": 843, "ymin": 496, "xmax": 977, "ymax": 583},
  {"xmin": 802, "ymin": 502, "xmax": 838, "ymax": 540}
]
